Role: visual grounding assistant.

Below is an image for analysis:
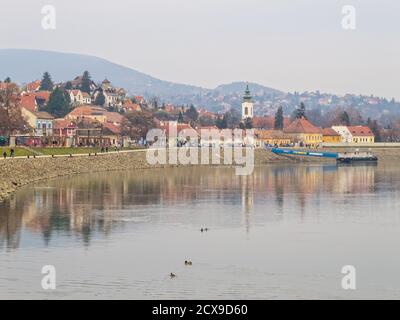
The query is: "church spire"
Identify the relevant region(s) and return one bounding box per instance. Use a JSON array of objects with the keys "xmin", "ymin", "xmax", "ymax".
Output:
[
  {"xmin": 243, "ymin": 83, "xmax": 252, "ymax": 102},
  {"xmin": 241, "ymin": 83, "xmax": 254, "ymax": 120}
]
